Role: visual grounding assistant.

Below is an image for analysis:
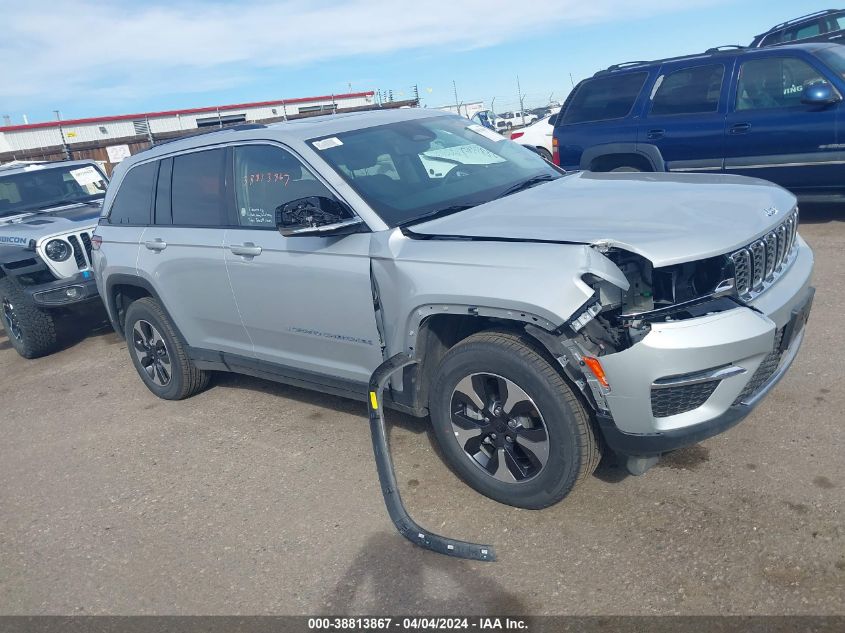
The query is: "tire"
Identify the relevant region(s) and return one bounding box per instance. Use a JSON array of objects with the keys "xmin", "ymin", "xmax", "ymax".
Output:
[
  {"xmin": 610, "ymin": 166, "xmax": 641, "ymax": 172},
  {"xmin": 536, "ymin": 147, "xmax": 553, "ymax": 162},
  {"xmin": 0, "ymin": 276, "xmax": 58, "ymax": 359},
  {"xmin": 429, "ymin": 330, "xmax": 600, "ymax": 509},
  {"xmin": 124, "ymin": 297, "xmax": 209, "ymax": 400}
]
